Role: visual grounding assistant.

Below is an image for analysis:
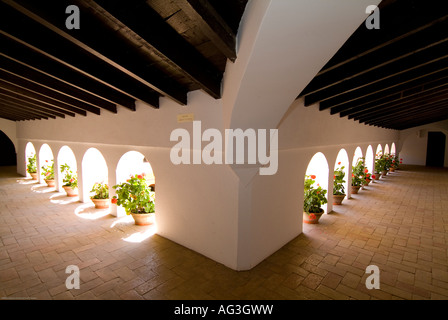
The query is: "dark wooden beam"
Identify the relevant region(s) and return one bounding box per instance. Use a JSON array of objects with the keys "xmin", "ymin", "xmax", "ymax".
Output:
[
  {"xmin": 0, "ymin": 80, "xmax": 87, "ymax": 116},
  {"xmin": 0, "ymin": 70, "xmax": 101, "ymax": 115},
  {"xmin": 345, "ymin": 82, "xmax": 448, "ymax": 119},
  {"xmin": 359, "ymin": 98, "xmax": 448, "ymax": 125},
  {"xmin": 0, "ymin": 90, "xmax": 76, "ymax": 117},
  {"xmin": 0, "ymin": 56, "xmax": 117, "ymax": 113},
  {"xmin": 306, "ymin": 43, "xmax": 448, "ymax": 107},
  {"xmin": 3, "ymin": 0, "xmax": 187, "ymax": 105},
  {"xmin": 0, "ymin": 35, "xmax": 136, "ymax": 111},
  {"xmin": 0, "ymin": 103, "xmax": 46, "ymax": 120},
  {"xmin": 176, "ymin": 0, "xmax": 237, "ymax": 61},
  {"xmin": 366, "ymin": 103, "xmax": 448, "ymax": 129},
  {"xmin": 0, "ymin": 96, "xmax": 65, "ymax": 119},
  {"xmin": 0, "ymin": 3, "xmax": 161, "ymax": 108},
  {"xmin": 329, "ymin": 71, "xmax": 448, "ymax": 115},
  {"xmin": 316, "ymin": 59, "xmax": 448, "ymax": 110},
  {"xmin": 91, "ymin": 0, "xmax": 223, "ymax": 99}
]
